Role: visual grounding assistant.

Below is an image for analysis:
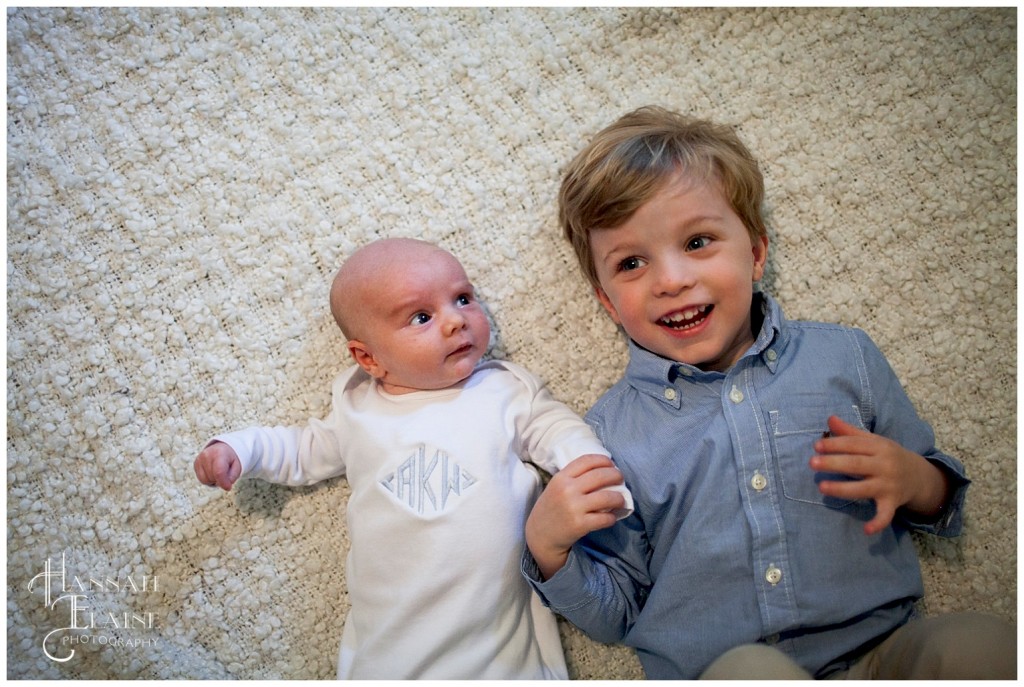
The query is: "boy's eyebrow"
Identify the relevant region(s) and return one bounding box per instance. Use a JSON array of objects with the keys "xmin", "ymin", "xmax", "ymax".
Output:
[
  {"xmin": 598, "ymin": 213, "xmax": 725, "ymax": 248},
  {"xmin": 673, "ymin": 212, "xmax": 726, "ymax": 230},
  {"xmin": 593, "ymin": 237, "xmax": 627, "ymax": 262}
]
